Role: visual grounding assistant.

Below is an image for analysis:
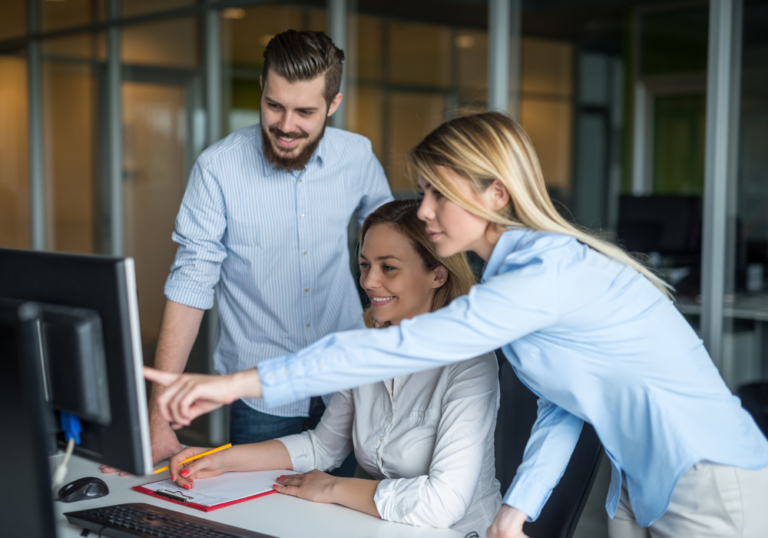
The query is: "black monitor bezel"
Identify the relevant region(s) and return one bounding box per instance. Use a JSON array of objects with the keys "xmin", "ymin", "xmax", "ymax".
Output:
[{"xmin": 0, "ymin": 248, "xmax": 152, "ymax": 475}]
